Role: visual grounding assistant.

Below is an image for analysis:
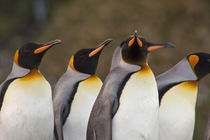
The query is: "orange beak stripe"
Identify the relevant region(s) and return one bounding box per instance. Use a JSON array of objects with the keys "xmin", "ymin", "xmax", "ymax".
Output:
[
  {"xmin": 147, "ymin": 46, "xmax": 164, "ymax": 52},
  {"xmin": 89, "ymin": 45, "xmax": 104, "ymax": 57},
  {"xmin": 34, "ymin": 45, "xmax": 52, "ymax": 54},
  {"xmin": 137, "ymin": 38, "xmax": 143, "ymax": 47},
  {"xmin": 128, "ymin": 37, "xmax": 135, "ymax": 47}
]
